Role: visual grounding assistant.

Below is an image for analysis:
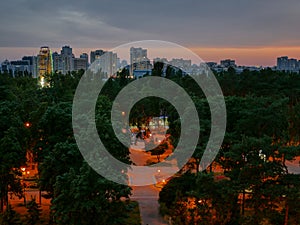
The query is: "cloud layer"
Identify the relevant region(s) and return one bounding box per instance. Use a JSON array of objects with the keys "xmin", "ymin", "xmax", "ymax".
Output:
[{"xmin": 1, "ymin": 0, "xmax": 300, "ymax": 48}]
